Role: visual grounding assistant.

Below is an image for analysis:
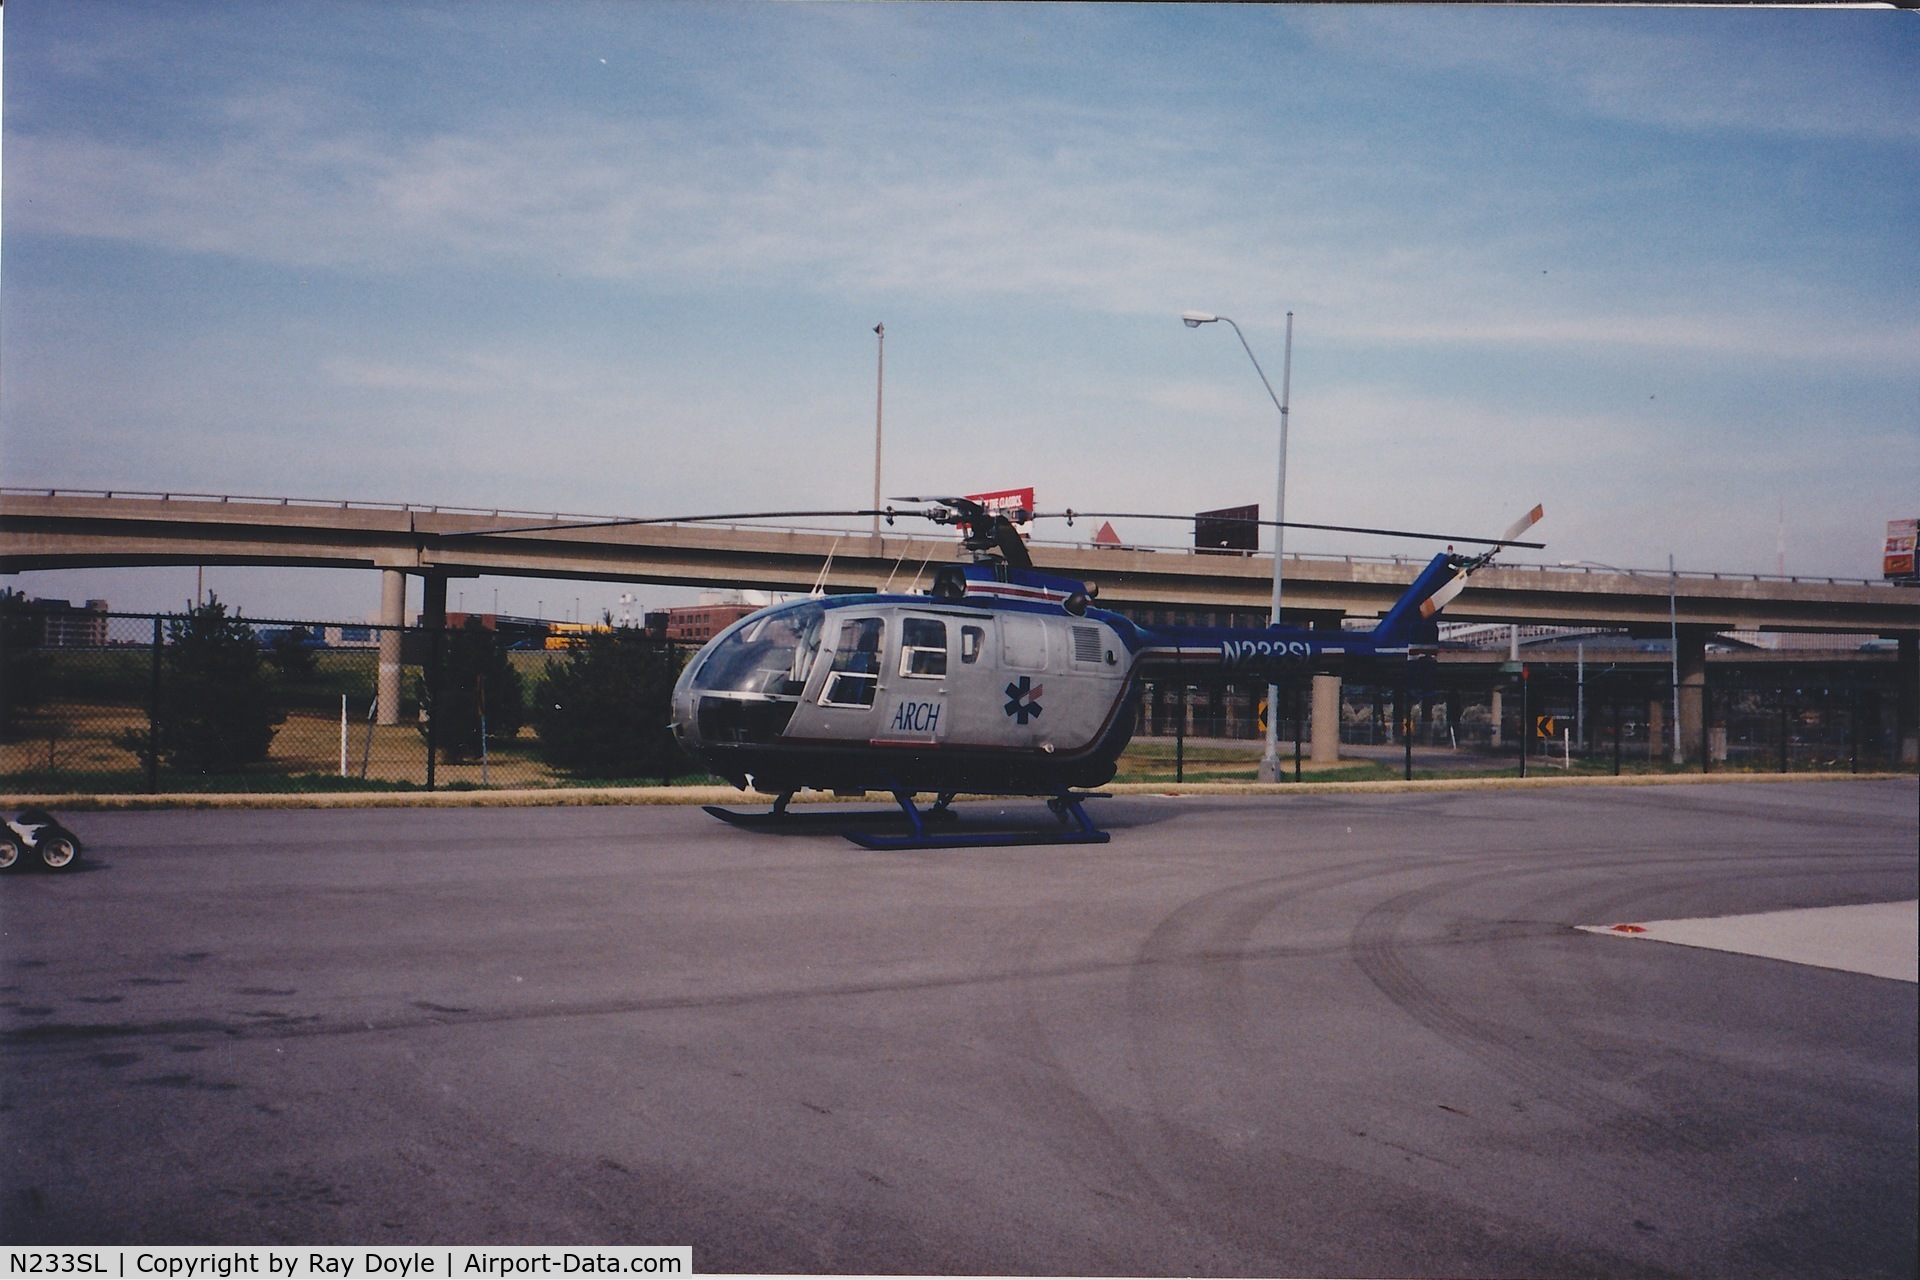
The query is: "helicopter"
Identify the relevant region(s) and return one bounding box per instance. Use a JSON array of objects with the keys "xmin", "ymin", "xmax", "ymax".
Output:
[{"xmin": 663, "ymin": 496, "xmax": 1543, "ymax": 848}]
